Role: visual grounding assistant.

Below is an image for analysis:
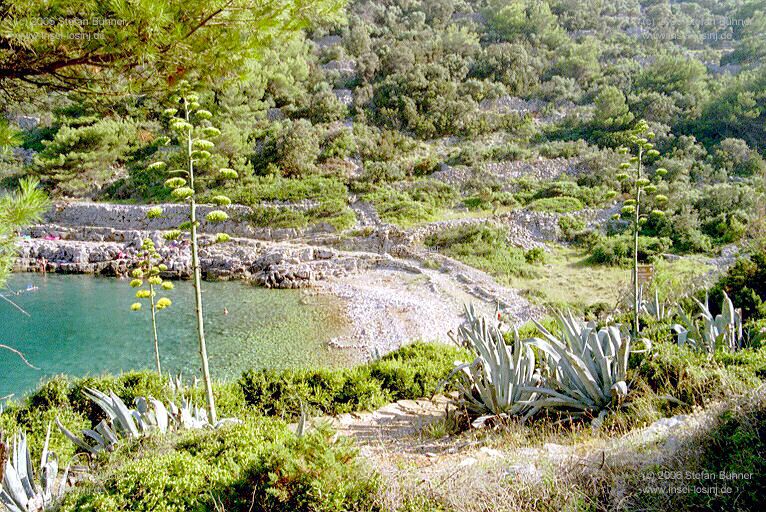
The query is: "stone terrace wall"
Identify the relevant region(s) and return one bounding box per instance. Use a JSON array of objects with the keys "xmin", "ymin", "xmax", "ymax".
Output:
[{"xmin": 41, "ymin": 202, "xmax": 335, "ymax": 241}]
